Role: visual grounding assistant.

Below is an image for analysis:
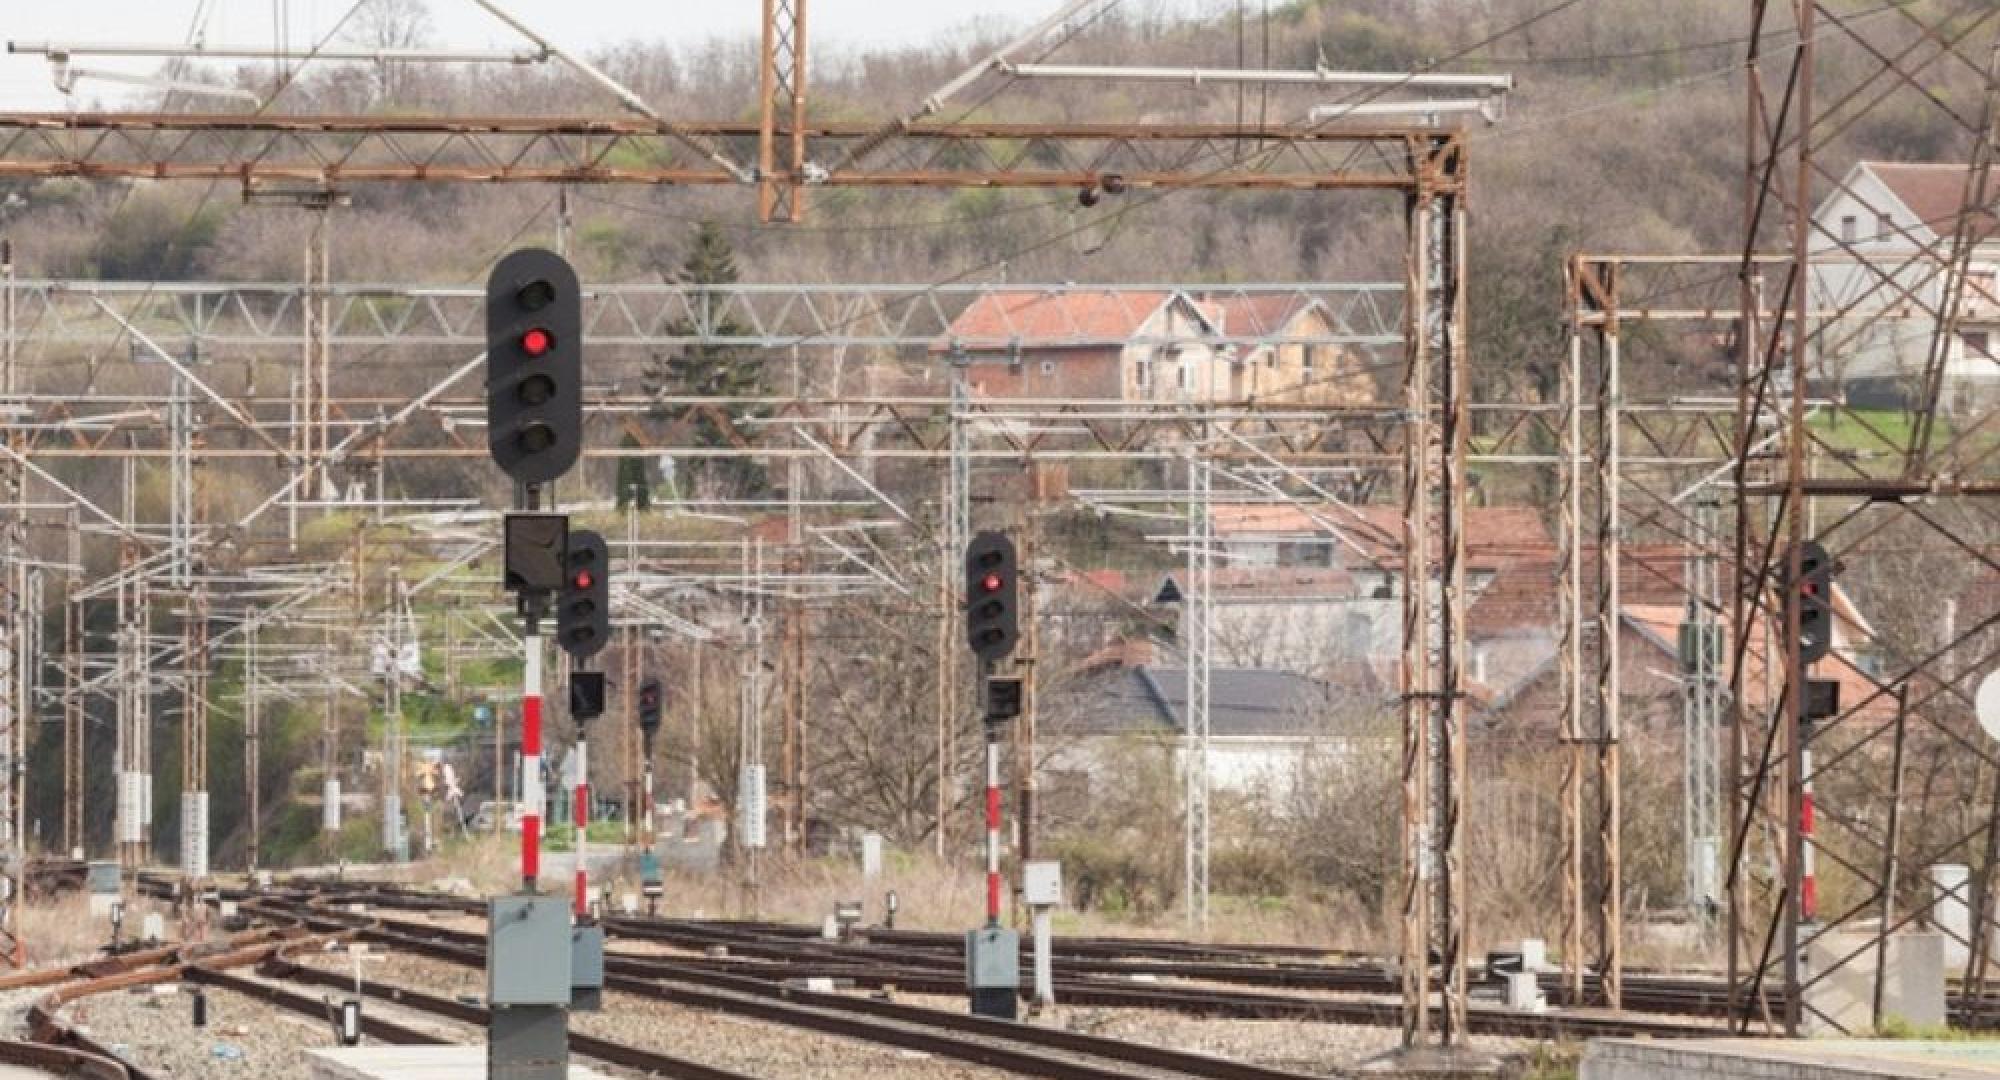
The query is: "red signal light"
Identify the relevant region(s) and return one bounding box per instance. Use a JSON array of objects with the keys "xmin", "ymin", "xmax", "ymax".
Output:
[
  {"xmin": 521, "ymin": 327, "xmax": 553, "ymax": 357},
  {"xmin": 574, "ymin": 569, "xmax": 594, "ymax": 590},
  {"xmin": 981, "ymin": 572, "xmax": 1003, "ymax": 593}
]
